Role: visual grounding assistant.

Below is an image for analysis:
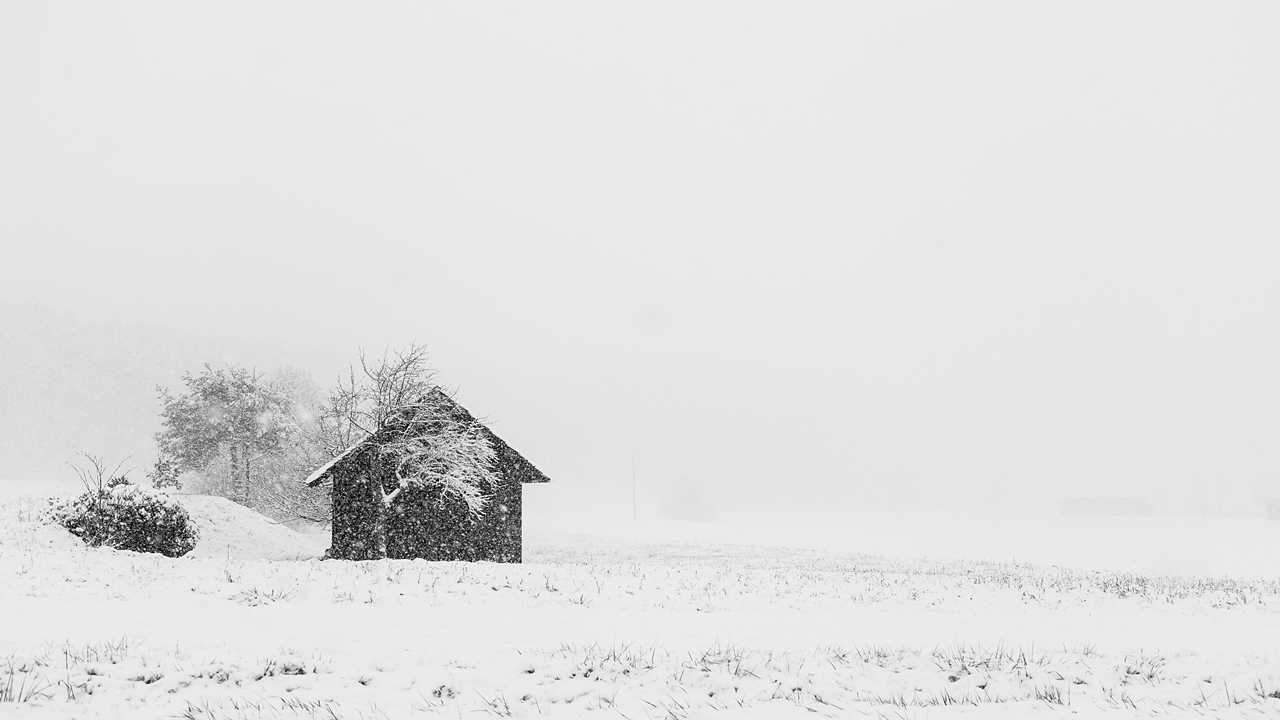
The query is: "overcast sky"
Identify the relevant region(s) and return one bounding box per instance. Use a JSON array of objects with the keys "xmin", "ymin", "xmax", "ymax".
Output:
[{"xmin": 2, "ymin": 2, "xmax": 1278, "ymax": 514}]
